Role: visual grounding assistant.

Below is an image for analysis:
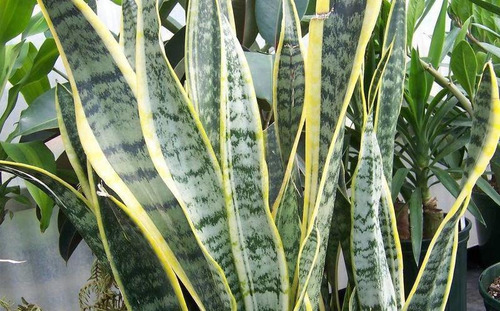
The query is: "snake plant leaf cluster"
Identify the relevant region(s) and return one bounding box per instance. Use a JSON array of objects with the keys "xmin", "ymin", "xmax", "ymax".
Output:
[{"xmin": 1, "ymin": 0, "xmax": 498, "ymax": 310}]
